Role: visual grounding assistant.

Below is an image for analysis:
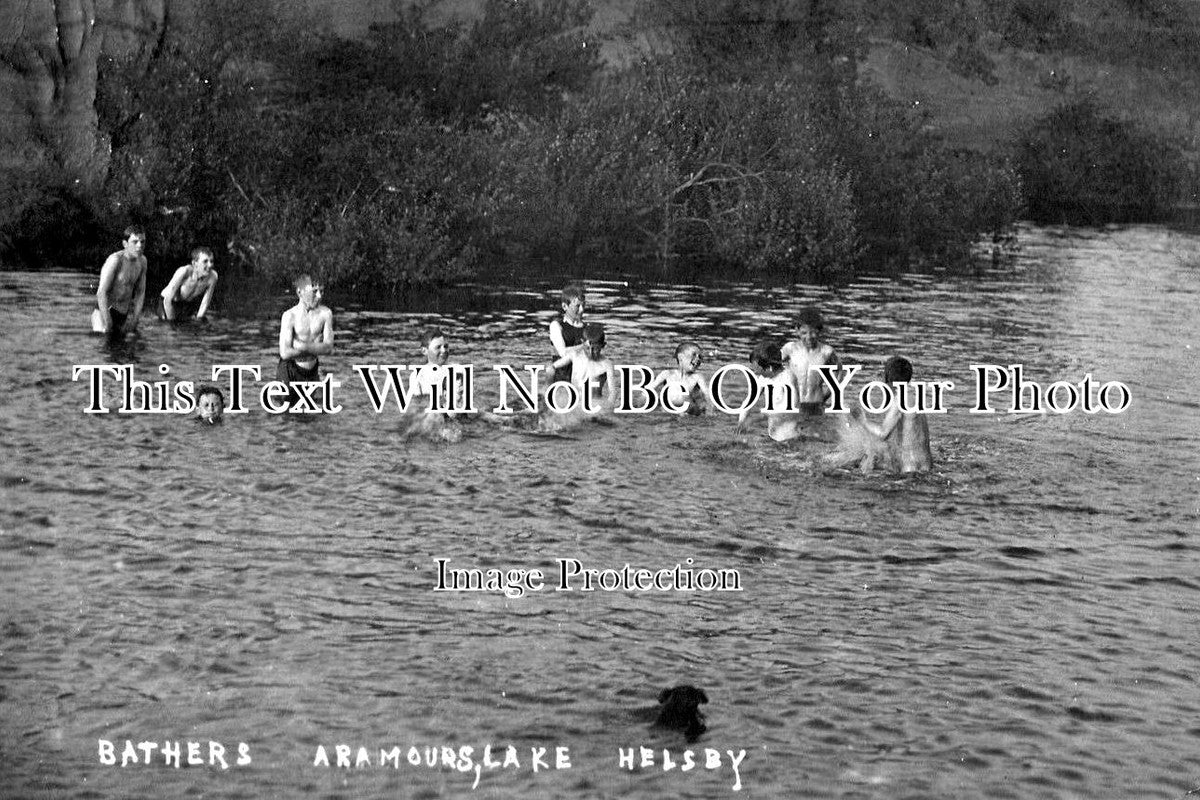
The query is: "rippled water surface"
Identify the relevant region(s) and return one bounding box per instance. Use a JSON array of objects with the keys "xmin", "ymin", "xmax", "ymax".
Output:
[{"xmin": 2, "ymin": 224, "xmax": 1198, "ymax": 798}]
